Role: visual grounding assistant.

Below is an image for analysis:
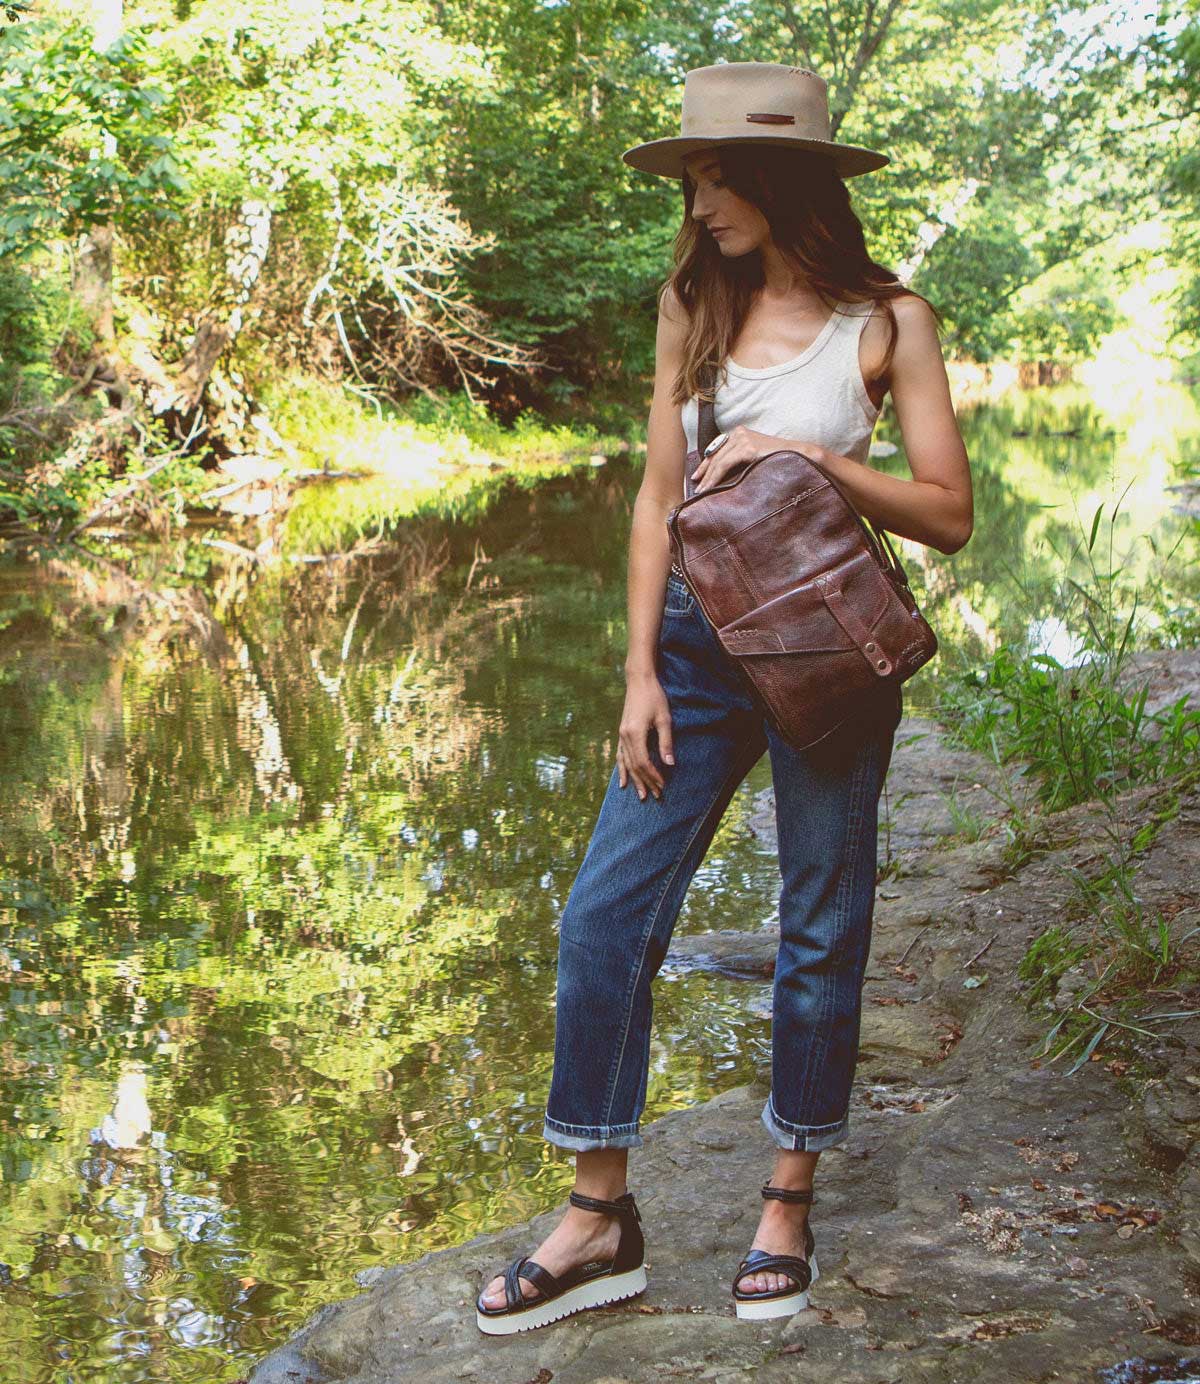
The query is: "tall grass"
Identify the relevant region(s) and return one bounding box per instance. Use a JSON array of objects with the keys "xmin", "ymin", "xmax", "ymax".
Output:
[
  {"xmin": 936, "ymin": 486, "xmax": 1200, "ymax": 1072},
  {"xmin": 937, "ymin": 484, "xmax": 1199, "ymax": 813}
]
